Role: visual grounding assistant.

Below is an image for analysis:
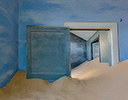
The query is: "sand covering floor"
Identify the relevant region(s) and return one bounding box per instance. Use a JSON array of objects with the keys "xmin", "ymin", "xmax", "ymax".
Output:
[{"xmin": 0, "ymin": 58, "xmax": 128, "ymax": 100}]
